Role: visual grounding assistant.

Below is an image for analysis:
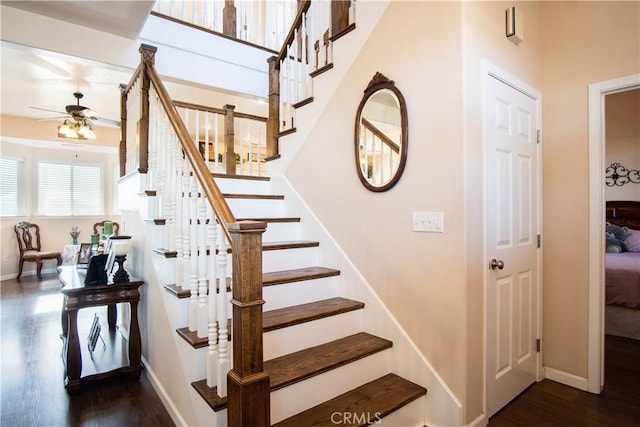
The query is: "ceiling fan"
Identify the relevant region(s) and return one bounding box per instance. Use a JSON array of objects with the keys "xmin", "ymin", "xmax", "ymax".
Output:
[{"xmin": 29, "ymin": 91, "xmax": 120, "ymax": 128}]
